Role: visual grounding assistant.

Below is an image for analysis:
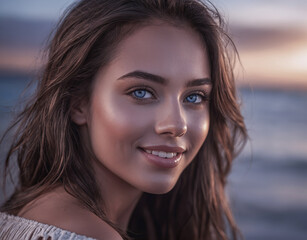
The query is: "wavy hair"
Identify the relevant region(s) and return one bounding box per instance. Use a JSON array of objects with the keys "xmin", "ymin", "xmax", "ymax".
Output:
[{"xmin": 1, "ymin": 0, "xmax": 247, "ymax": 239}]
